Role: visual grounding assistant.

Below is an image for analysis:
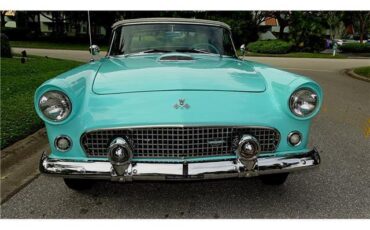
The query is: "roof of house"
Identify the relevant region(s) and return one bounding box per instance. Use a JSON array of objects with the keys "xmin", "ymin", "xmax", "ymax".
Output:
[
  {"xmin": 112, "ymin": 18, "xmax": 231, "ymax": 30},
  {"xmin": 264, "ymin": 17, "xmax": 278, "ymax": 26}
]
